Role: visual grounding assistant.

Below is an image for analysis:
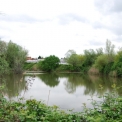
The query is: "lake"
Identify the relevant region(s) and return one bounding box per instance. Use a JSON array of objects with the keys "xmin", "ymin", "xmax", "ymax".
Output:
[{"xmin": 2, "ymin": 73, "xmax": 122, "ymax": 112}]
